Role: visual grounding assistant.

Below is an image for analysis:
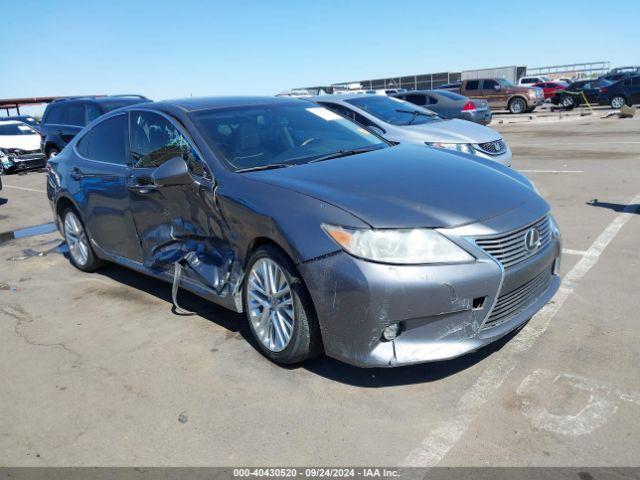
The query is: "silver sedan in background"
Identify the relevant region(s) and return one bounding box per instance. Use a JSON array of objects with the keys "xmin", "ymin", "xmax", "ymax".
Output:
[
  {"xmin": 312, "ymin": 94, "xmax": 512, "ymax": 166},
  {"xmin": 392, "ymin": 89, "xmax": 492, "ymax": 125}
]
